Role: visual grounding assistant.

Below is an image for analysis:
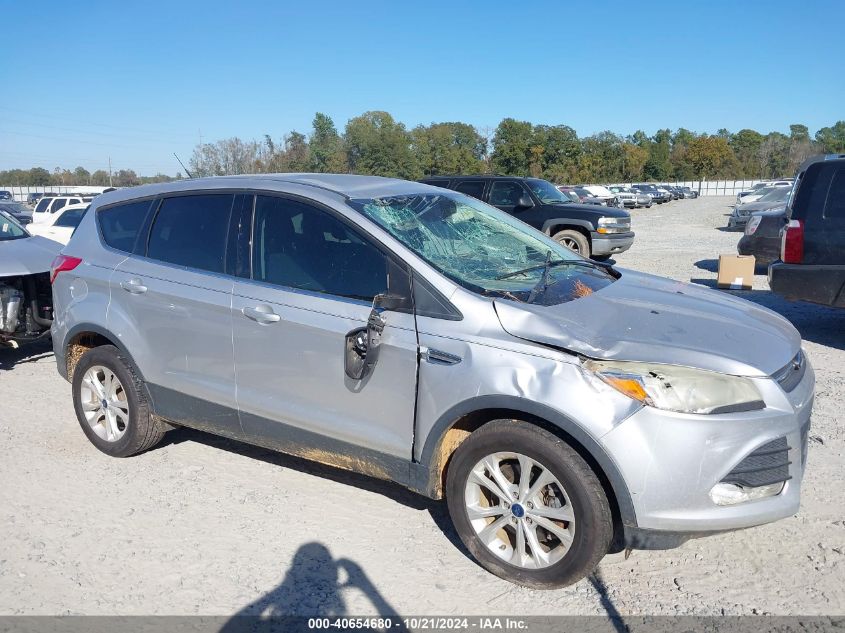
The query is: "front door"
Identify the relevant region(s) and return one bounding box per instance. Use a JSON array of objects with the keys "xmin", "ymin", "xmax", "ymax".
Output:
[{"xmin": 231, "ymin": 194, "xmax": 419, "ymax": 479}]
